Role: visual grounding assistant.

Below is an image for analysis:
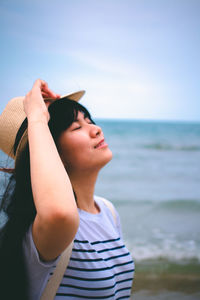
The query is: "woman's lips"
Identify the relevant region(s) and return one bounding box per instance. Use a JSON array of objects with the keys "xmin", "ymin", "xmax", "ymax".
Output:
[{"xmin": 94, "ymin": 139, "xmax": 108, "ymax": 149}]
